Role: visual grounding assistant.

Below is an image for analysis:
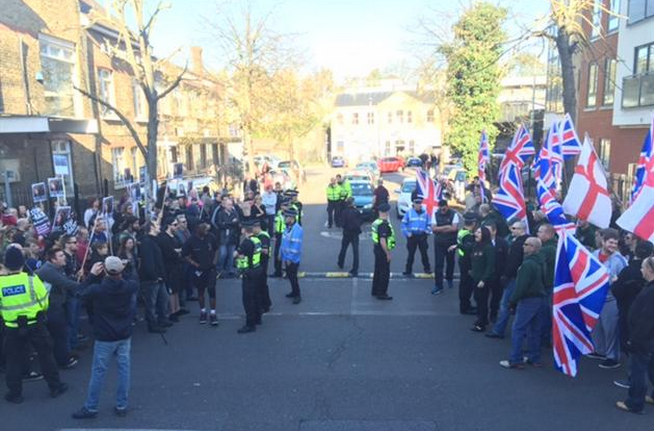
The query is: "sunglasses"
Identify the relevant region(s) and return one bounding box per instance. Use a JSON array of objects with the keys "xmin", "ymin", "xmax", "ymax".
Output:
[{"xmin": 67, "ymin": 241, "xmax": 78, "ymax": 244}]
